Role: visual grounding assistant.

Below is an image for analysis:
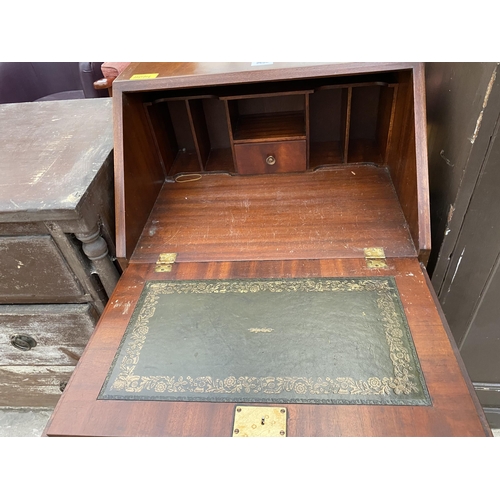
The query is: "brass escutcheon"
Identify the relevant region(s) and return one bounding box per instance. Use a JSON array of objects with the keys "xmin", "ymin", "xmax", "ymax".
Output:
[{"xmin": 232, "ymin": 406, "xmax": 287, "ymax": 437}]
